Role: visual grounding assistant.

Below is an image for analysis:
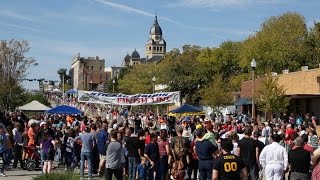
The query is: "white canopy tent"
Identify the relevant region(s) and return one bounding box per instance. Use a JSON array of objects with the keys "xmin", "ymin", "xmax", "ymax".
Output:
[{"xmin": 18, "ymin": 100, "xmax": 51, "ymax": 112}]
